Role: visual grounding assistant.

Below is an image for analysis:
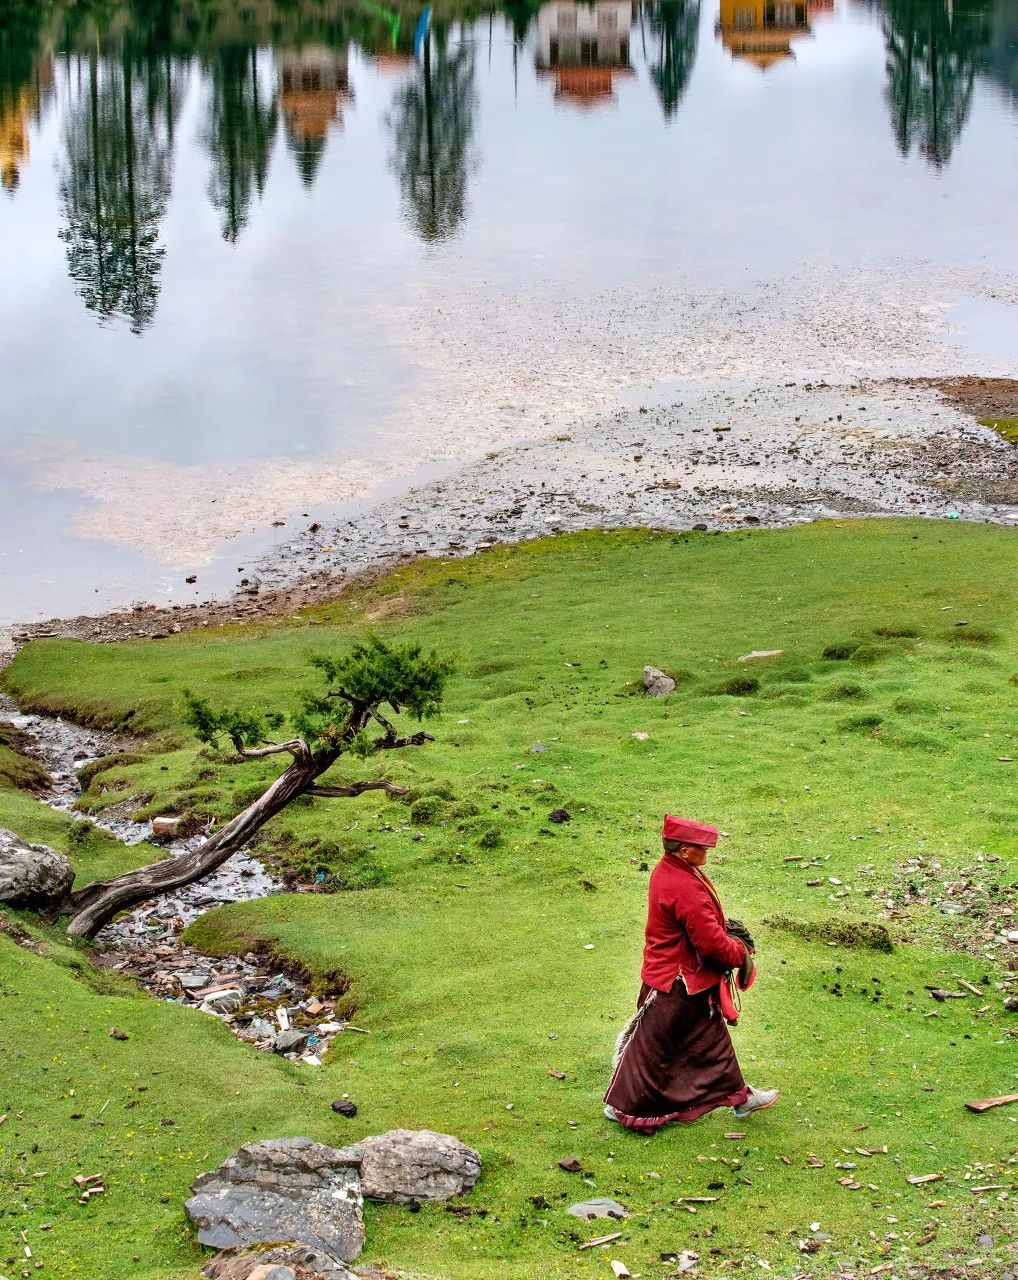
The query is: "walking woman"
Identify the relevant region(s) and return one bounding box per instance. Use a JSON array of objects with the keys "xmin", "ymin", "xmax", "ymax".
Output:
[{"xmin": 604, "ymin": 815, "xmax": 778, "ymax": 1133}]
